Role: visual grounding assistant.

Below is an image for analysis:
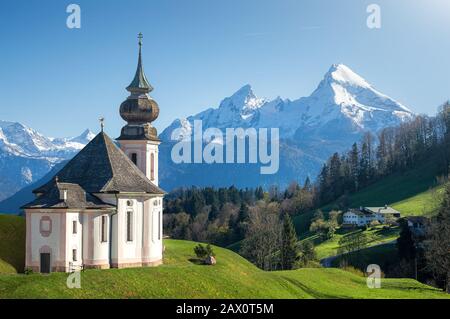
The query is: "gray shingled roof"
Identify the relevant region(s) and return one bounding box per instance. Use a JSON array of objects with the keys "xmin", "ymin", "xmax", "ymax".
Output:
[
  {"xmin": 32, "ymin": 132, "xmax": 165, "ymax": 195},
  {"xmin": 366, "ymin": 207, "xmax": 400, "ymax": 215},
  {"xmin": 22, "ymin": 181, "xmax": 115, "ymax": 209}
]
